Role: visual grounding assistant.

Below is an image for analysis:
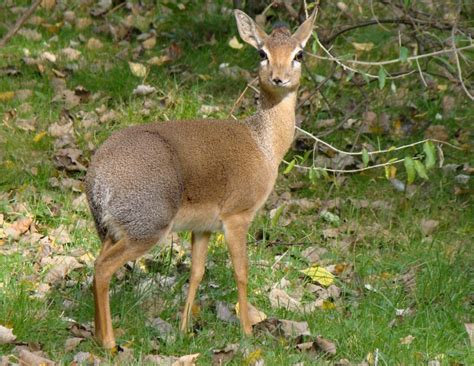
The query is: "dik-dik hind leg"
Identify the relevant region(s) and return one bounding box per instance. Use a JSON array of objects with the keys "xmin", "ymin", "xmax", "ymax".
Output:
[
  {"xmin": 180, "ymin": 231, "xmax": 211, "ymax": 332},
  {"xmin": 223, "ymin": 213, "xmax": 253, "ymax": 335},
  {"xmin": 93, "ymin": 234, "xmax": 162, "ymax": 349}
]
